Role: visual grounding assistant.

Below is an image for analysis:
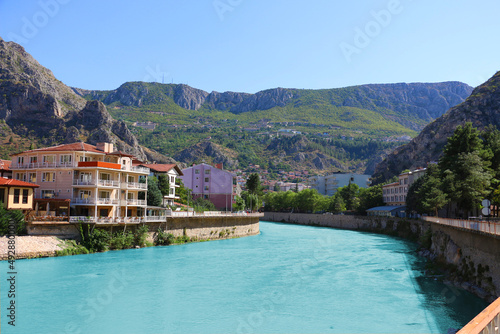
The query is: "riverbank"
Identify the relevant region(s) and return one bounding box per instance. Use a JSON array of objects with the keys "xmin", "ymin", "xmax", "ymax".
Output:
[{"xmin": 0, "ymin": 236, "xmax": 65, "ymax": 260}]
